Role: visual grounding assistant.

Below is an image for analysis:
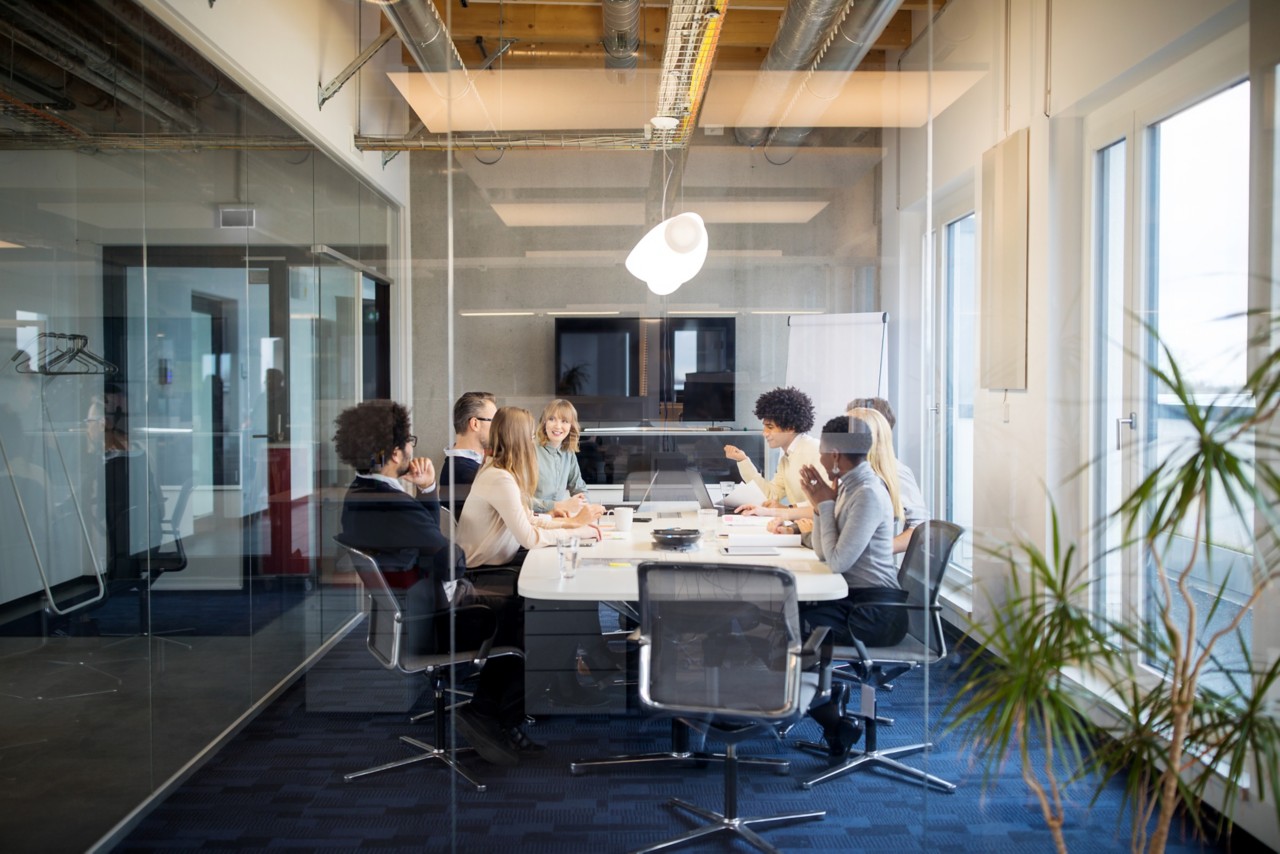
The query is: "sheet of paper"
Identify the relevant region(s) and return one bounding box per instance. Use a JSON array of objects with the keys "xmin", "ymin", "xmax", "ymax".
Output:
[
  {"xmin": 719, "ymin": 480, "xmax": 766, "ymax": 510},
  {"xmin": 726, "ymin": 533, "xmax": 802, "ymax": 548},
  {"xmin": 720, "ymin": 514, "xmax": 770, "ymax": 528}
]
